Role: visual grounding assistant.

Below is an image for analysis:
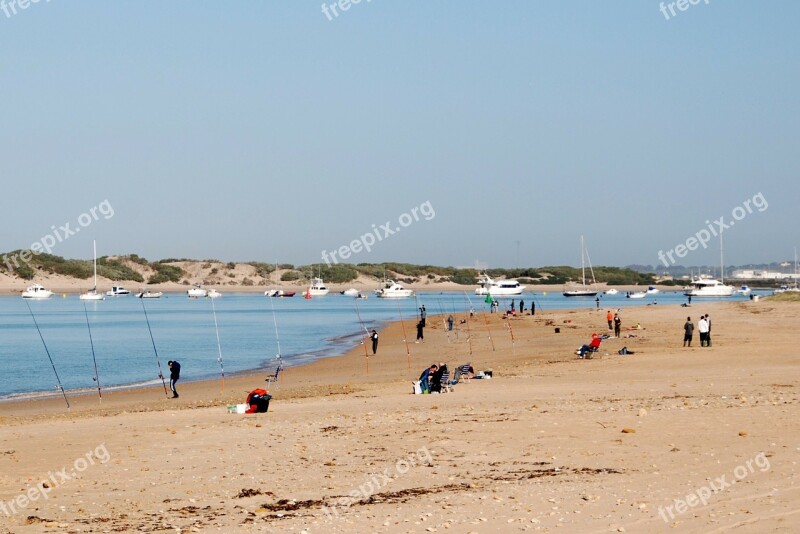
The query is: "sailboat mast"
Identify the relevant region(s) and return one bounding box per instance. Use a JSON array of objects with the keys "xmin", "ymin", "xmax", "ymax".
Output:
[
  {"xmin": 720, "ymin": 229, "xmax": 724, "ymax": 284},
  {"xmin": 93, "ymin": 240, "xmax": 98, "ymax": 290},
  {"xmin": 580, "ymin": 235, "xmax": 586, "ymax": 287}
]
